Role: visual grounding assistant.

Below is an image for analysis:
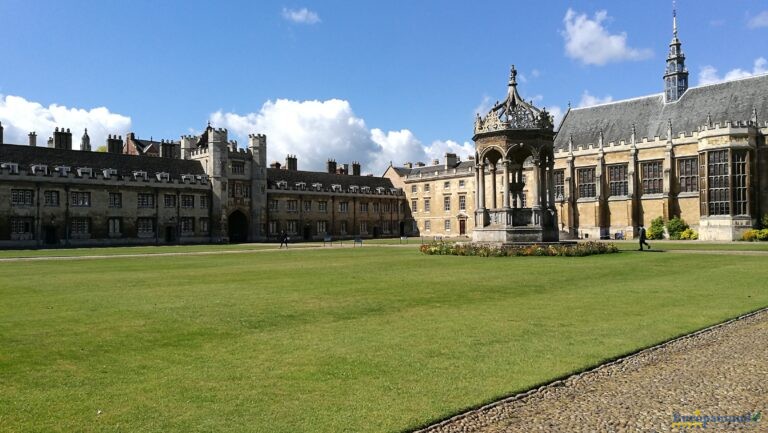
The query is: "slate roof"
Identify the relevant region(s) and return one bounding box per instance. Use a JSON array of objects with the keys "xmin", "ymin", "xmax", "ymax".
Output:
[
  {"xmin": 0, "ymin": 143, "xmax": 205, "ymax": 178},
  {"xmin": 267, "ymin": 168, "xmax": 397, "ymax": 190},
  {"xmin": 554, "ymin": 74, "xmax": 768, "ymax": 151},
  {"xmin": 390, "ymin": 160, "xmax": 475, "ymax": 178}
]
